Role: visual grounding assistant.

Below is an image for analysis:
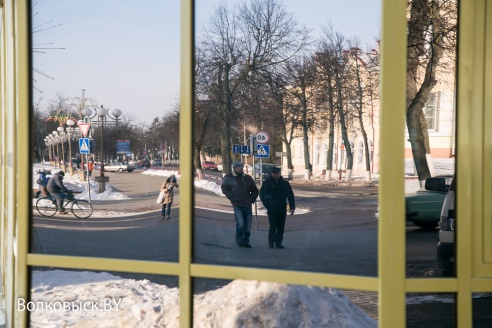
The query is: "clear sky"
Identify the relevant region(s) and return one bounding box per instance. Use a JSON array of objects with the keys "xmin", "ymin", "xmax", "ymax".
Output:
[{"xmin": 33, "ymin": 0, "xmax": 380, "ymax": 125}]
